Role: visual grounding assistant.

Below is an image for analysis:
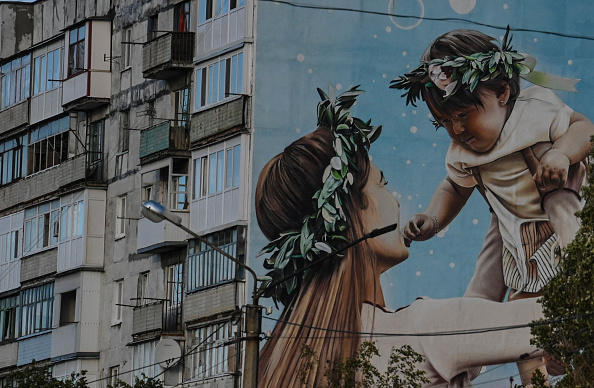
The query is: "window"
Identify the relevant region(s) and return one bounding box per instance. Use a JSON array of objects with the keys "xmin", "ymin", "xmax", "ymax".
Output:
[
  {"xmin": 0, "ymin": 295, "xmax": 18, "ymax": 341},
  {"xmin": 59, "ymin": 290, "xmax": 76, "ymax": 326},
  {"xmin": 133, "ymin": 340, "xmax": 159, "ymax": 379},
  {"xmin": 116, "ymin": 195, "xmax": 127, "ymax": 238},
  {"xmin": 122, "ymin": 28, "xmax": 132, "ymax": 68},
  {"xmin": 33, "ymin": 48, "xmax": 61, "ymax": 95},
  {"xmin": 136, "ymin": 272, "xmax": 149, "ymax": 306},
  {"xmin": 190, "ymin": 320, "xmax": 236, "ymax": 380},
  {"xmin": 0, "ymin": 135, "xmax": 27, "ymax": 186},
  {"xmin": 68, "ymin": 25, "xmax": 86, "ymax": 76},
  {"xmin": 187, "ymin": 228, "xmax": 242, "ymax": 291},
  {"xmin": 171, "ymin": 159, "xmax": 189, "ymax": 210},
  {"xmin": 109, "ymin": 366, "xmax": 120, "ymax": 386},
  {"xmin": 147, "ymin": 15, "xmax": 158, "ymax": 41},
  {"xmin": 24, "ymin": 199, "xmax": 60, "ymax": 254},
  {"xmin": 165, "ymin": 263, "xmax": 183, "ymax": 332},
  {"xmin": 113, "ymin": 280, "xmax": 123, "ymax": 324},
  {"xmin": 193, "ymin": 143, "xmax": 240, "ymax": 199},
  {"xmin": 0, "ymin": 230, "xmax": 19, "ymax": 263},
  {"xmin": 88, "ymin": 119, "xmax": 104, "ymax": 166},
  {"xmin": 195, "ymin": 51, "xmax": 243, "ymax": 109},
  {"xmin": 120, "ymin": 110, "xmax": 130, "ymax": 152},
  {"xmin": 175, "ymin": 2, "xmax": 191, "ymax": 32},
  {"xmin": 28, "ymin": 116, "xmax": 70, "ymax": 175},
  {"xmin": 20, "ymin": 283, "xmax": 54, "ymax": 336},
  {"xmin": 1, "ymin": 54, "xmax": 31, "ymax": 109},
  {"xmin": 199, "ymin": 0, "xmax": 244, "ymax": 23},
  {"xmin": 174, "ymin": 88, "xmax": 189, "ymax": 128},
  {"xmin": 59, "ymin": 197, "xmax": 84, "ymax": 242}
]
